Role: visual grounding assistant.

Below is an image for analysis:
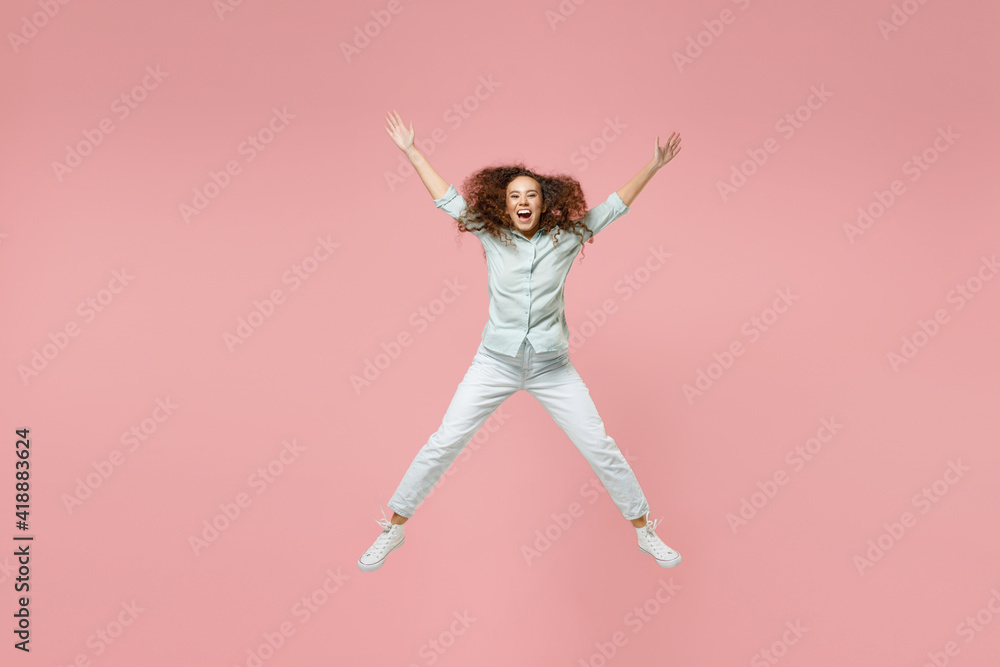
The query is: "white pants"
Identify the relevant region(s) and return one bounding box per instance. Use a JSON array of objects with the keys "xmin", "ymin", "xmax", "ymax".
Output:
[{"xmin": 387, "ymin": 338, "xmax": 651, "ymax": 521}]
